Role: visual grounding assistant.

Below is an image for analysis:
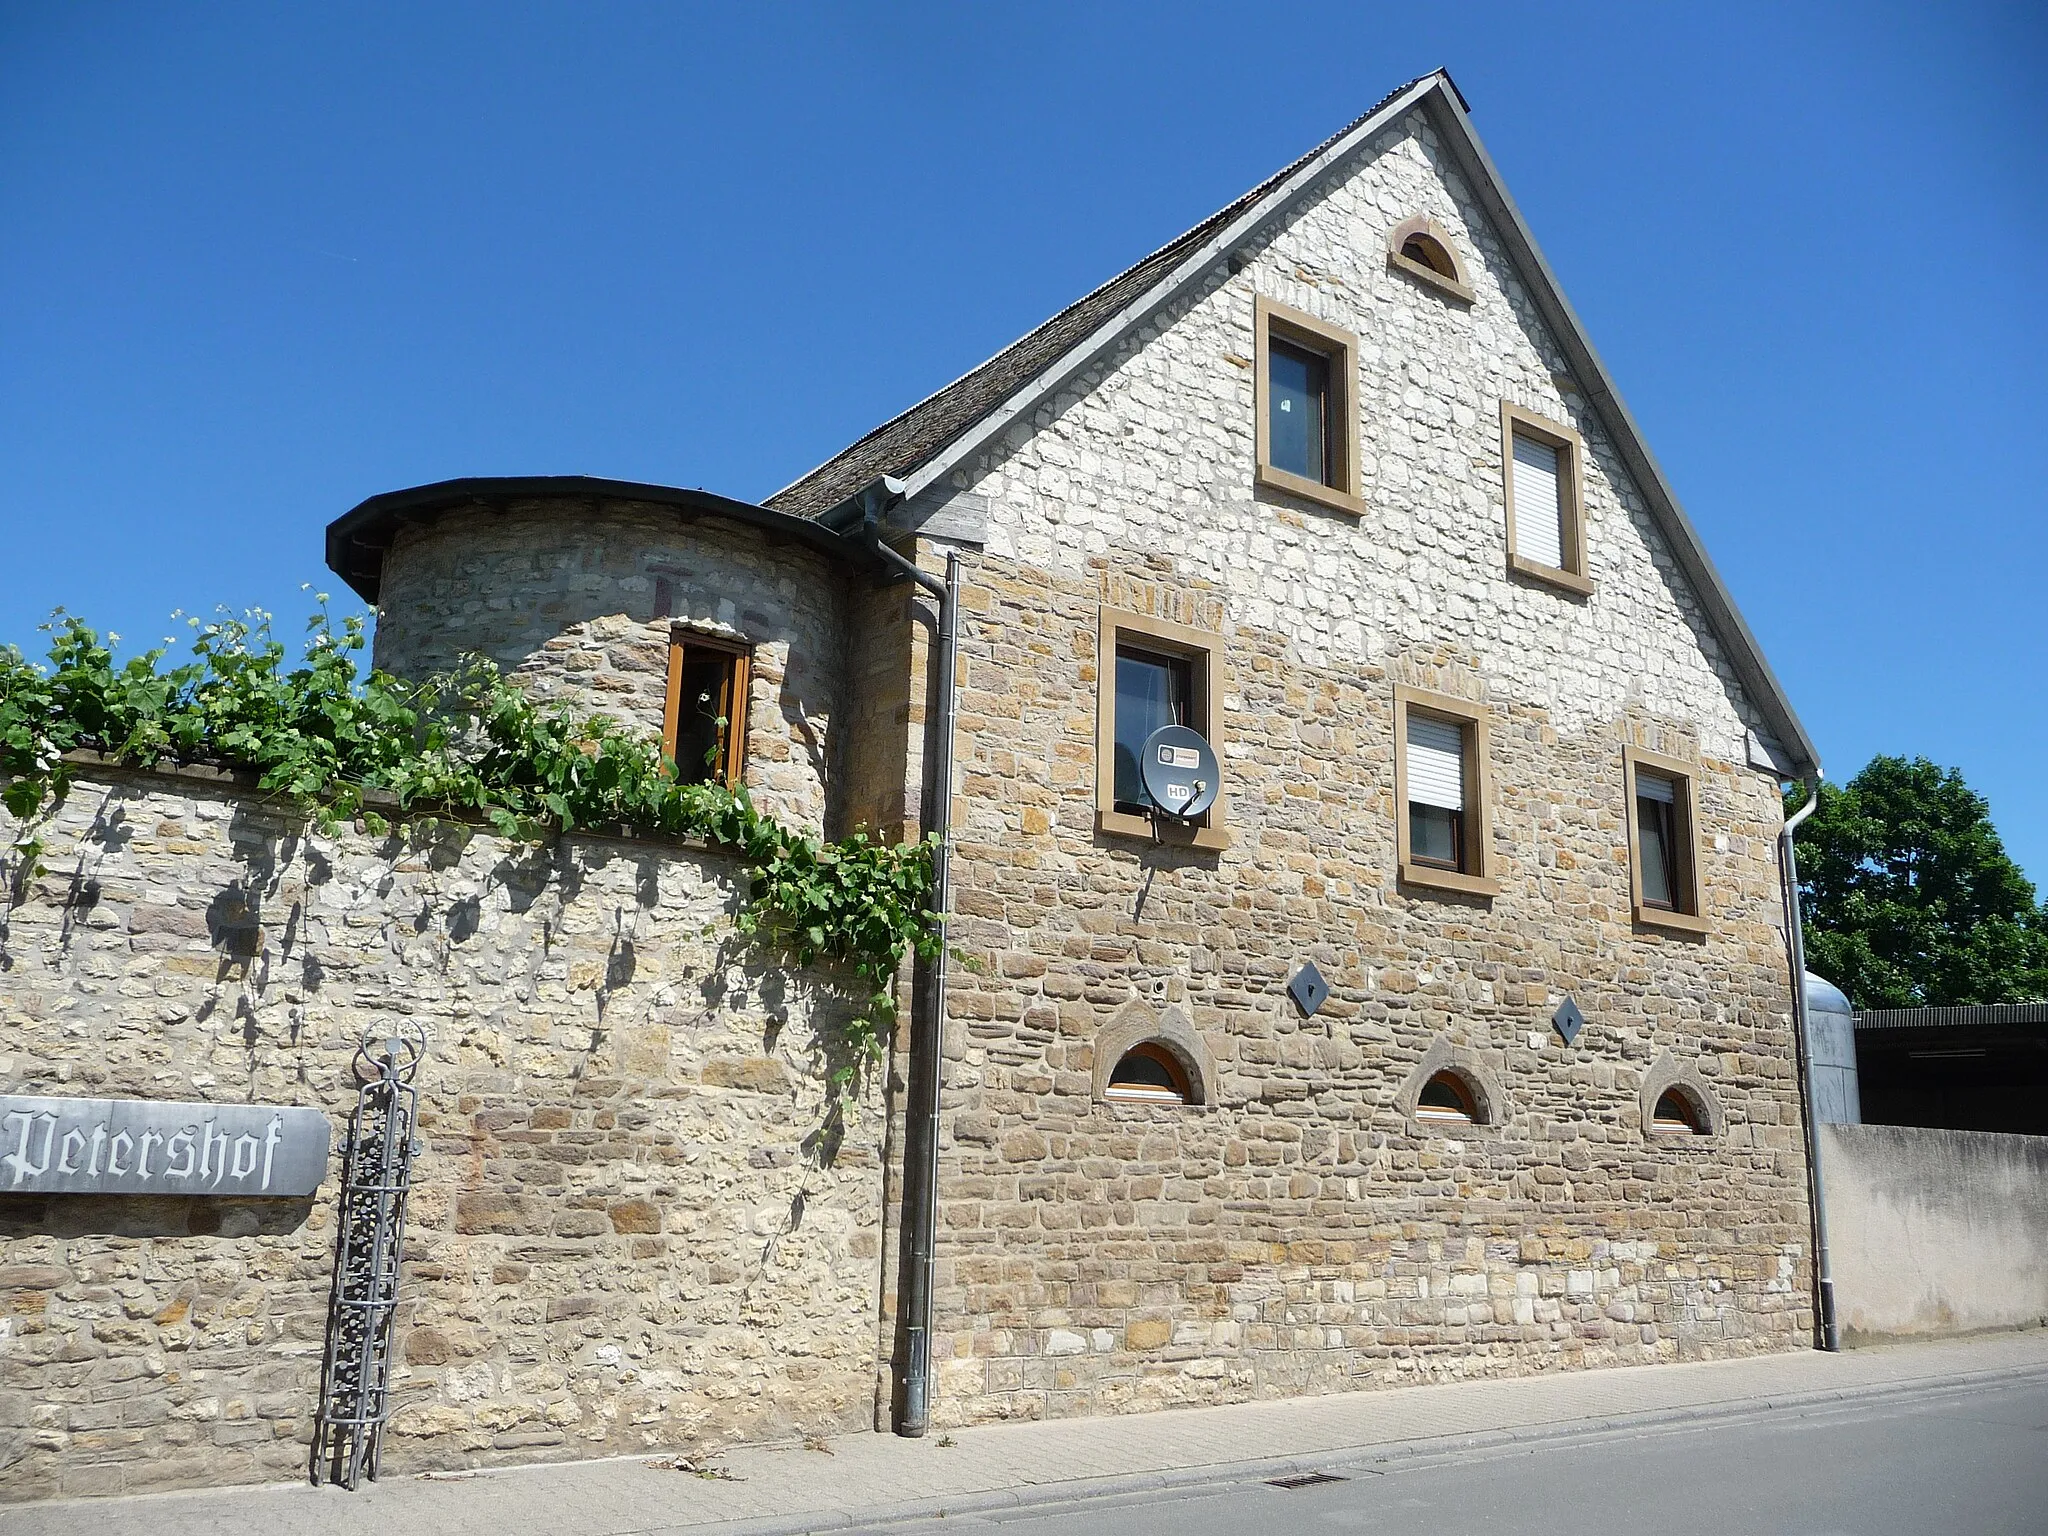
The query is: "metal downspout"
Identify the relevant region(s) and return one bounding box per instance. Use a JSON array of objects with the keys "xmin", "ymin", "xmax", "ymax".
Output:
[
  {"xmin": 1780, "ymin": 773, "xmax": 1838, "ymax": 1351},
  {"xmin": 848, "ymin": 490, "xmax": 959, "ymax": 1437}
]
